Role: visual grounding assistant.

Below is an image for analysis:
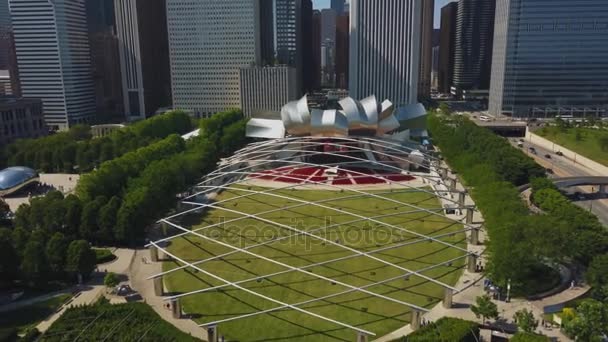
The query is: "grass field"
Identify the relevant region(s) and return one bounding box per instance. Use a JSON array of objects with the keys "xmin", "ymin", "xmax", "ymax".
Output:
[
  {"xmin": 0, "ymin": 294, "xmax": 71, "ymax": 334},
  {"xmin": 162, "ymin": 185, "xmax": 466, "ymax": 341},
  {"xmin": 536, "ymin": 127, "xmax": 608, "ymax": 166}
]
